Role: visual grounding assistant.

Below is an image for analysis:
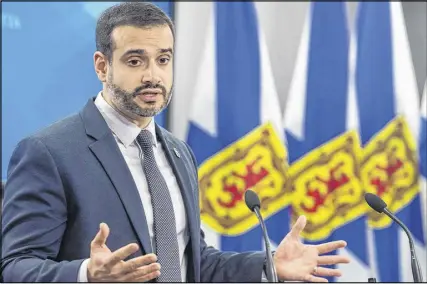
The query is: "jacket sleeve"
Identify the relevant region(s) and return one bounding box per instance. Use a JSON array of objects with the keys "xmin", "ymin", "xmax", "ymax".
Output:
[
  {"xmin": 1, "ymin": 137, "xmax": 85, "ymax": 282},
  {"xmin": 199, "ymin": 231, "xmax": 265, "ymax": 282}
]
